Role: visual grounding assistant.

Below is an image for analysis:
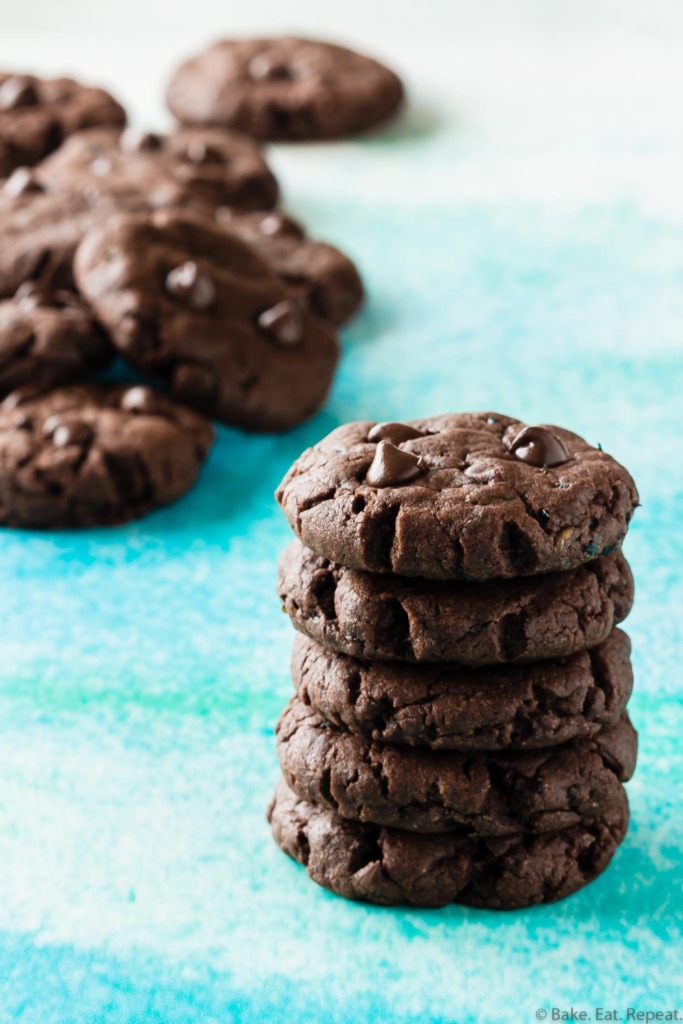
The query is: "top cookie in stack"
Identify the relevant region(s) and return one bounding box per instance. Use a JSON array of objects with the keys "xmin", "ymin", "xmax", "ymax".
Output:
[{"xmin": 270, "ymin": 412, "xmax": 639, "ymax": 909}]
